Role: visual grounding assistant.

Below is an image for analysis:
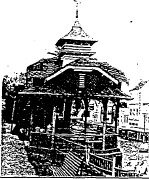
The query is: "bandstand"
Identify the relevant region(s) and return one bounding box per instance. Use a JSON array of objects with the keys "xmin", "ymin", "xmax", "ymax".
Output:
[{"xmin": 12, "ymin": 1, "xmax": 135, "ymax": 177}]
